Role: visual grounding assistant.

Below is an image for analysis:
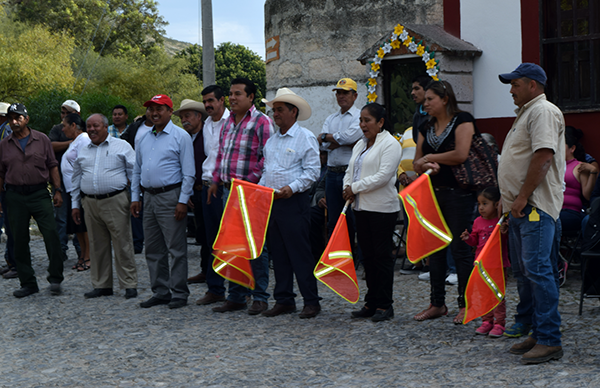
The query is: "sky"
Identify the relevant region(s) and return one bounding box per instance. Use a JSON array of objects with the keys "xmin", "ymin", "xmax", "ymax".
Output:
[{"xmin": 156, "ymin": 0, "xmax": 267, "ymax": 58}]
